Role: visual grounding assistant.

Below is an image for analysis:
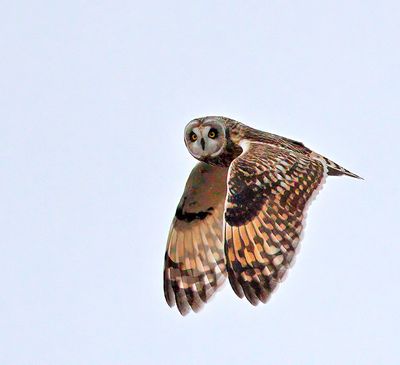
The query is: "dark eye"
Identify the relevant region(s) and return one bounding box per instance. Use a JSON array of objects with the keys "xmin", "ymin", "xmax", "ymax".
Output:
[
  {"xmin": 208, "ymin": 128, "xmax": 218, "ymax": 139},
  {"xmin": 190, "ymin": 132, "xmax": 197, "ymax": 142}
]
